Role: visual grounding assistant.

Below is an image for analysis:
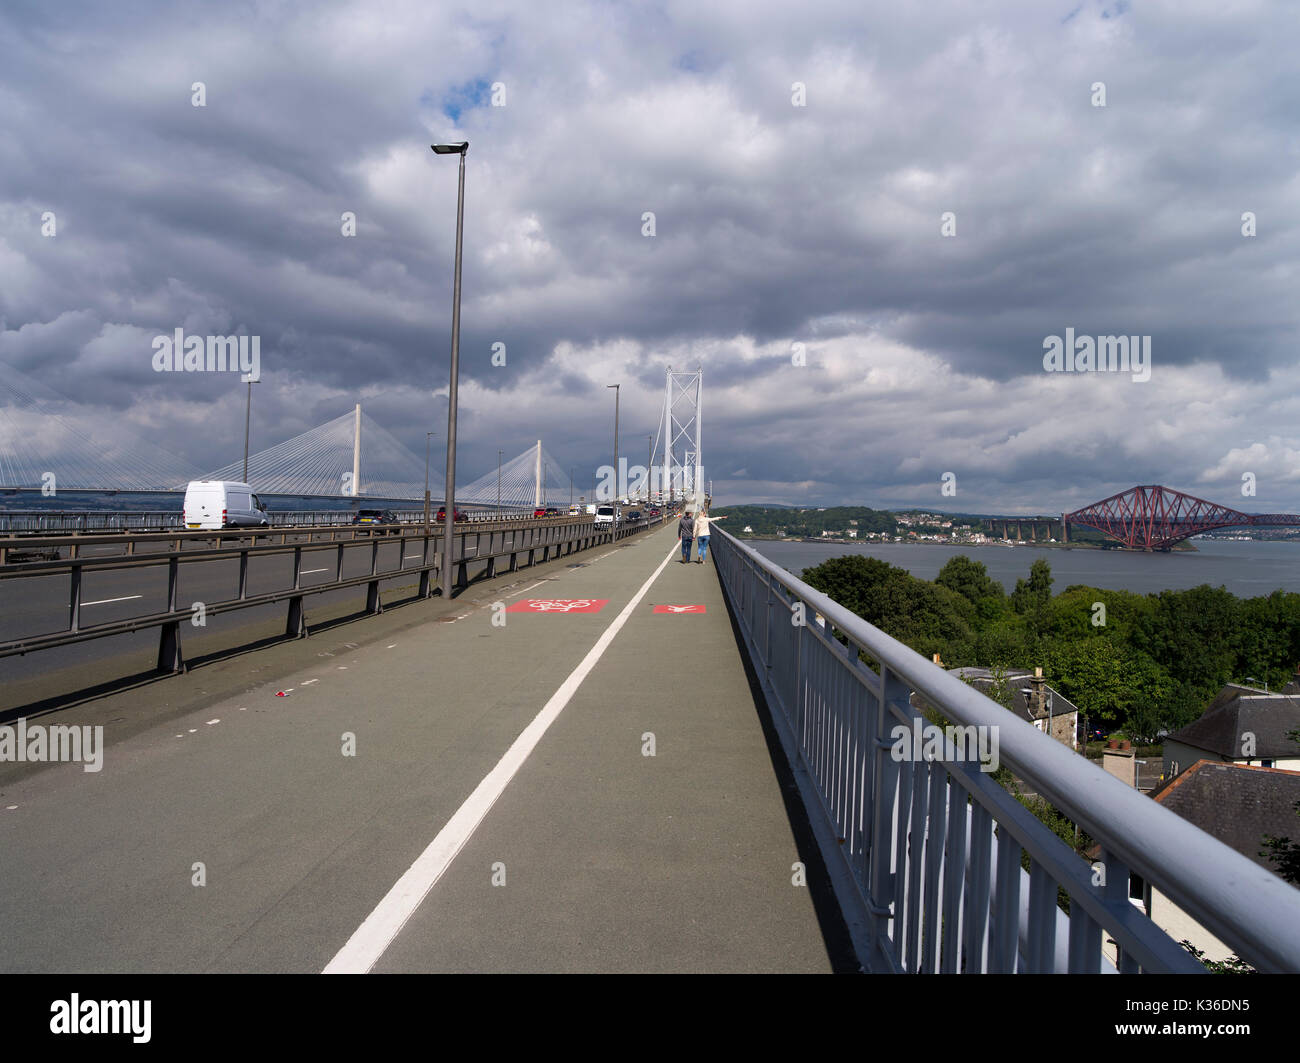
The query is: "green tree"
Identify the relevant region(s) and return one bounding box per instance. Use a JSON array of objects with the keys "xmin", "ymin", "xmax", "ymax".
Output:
[
  {"xmin": 936, "ymin": 555, "xmax": 1003, "ymax": 606},
  {"xmin": 801, "ymin": 555, "xmax": 975, "ymax": 664},
  {"xmin": 1011, "ymin": 559, "xmax": 1053, "ymax": 638},
  {"xmin": 1043, "ymin": 638, "xmax": 1171, "ymax": 727},
  {"xmin": 1134, "ymin": 585, "xmax": 1238, "ymax": 701}
]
